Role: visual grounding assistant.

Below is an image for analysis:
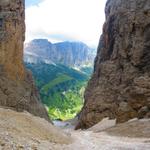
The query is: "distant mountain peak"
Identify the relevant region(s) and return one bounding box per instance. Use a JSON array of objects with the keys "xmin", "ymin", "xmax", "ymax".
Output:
[
  {"xmin": 24, "ymin": 39, "xmax": 96, "ymax": 68},
  {"xmin": 32, "ymin": 39, "xmax": 50, "ymax": 43}
]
